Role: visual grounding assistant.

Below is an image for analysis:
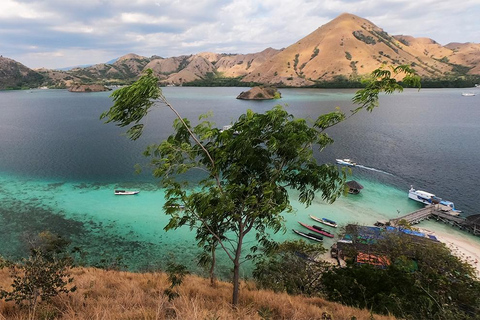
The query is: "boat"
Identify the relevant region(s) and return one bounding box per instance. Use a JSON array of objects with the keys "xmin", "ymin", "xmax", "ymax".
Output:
[
  {"xmin": 298, "ymin": 221, "xmax": 335, "ymax": 238},
  {"xmin": 292, "ymin": 229, "xmax": 323, "ymax": 242},
  {"xmin": 114, "ymin": 190, "xmax": 140, "ymax": 195},
  {"xmin": 309, "ymin": 215, "xmax": 338, "ymax": 228},
  {"xmin": 462, "ymin": 92, "xmax": 475, "ymax": 96},
  {"xmin": 335, "ymin": 158, "xmax": 356, "ymax": 166},
  {"xmin": 408, "ymin": 186, "xmax": 459, "ymax": 214},
  {"xmin": 219, "ymin": 125, "xmax": 240, "ymax": 135}
]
